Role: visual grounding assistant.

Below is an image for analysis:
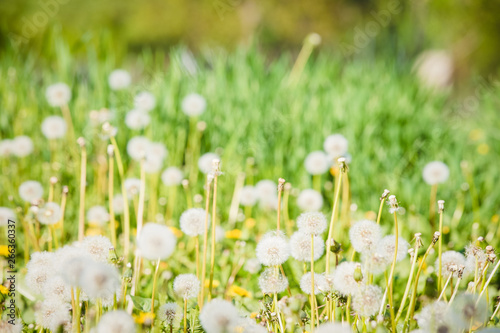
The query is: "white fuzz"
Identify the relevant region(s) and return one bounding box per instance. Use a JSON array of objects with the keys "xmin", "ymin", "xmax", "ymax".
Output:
[
  {"xmin": 437, "ymin": 251, "xmax": 466, "ymax": 278},
  {"xmin": 255, "ymin": 179, "xmax": 277, "ymax": 200},
  {"xmin": 143, "ymin": 154, "xmax": 163, "ymax": 174},
  {"xmin": 45, "ymin": 82, "xmax": 71, "ymax": 107},
  {"xmin": 180, "ymin": 208, "xmax": 208, "ymax": 237},
  {"xmin": 41, "ymin": 116, "xmax": 67, "ymax": 139},
  {"xmin": 96, "ymin": 310, "xmax": 136, "ymax": 333},
  {"xmin": 12, "ymin": 135, "xmax": 34, "ymax": 157},
  {"xmin": 255, "ymin": 231, "xmax": 290, "ymax": 266},
  {"xmin": 35, "ymin": 299, "xmax": 71, "ymax": 332},
  {"xmin": 244, "ymin": 258, "xmax": 262, "ymax": 274},
  {"xmin": 422, "ymin": 161, "xmax": 450, "ymax": 185},
  {"xmin": 158, "ymin": 302, "xmax": 182, "ymax": 325},
  {"xmin": 36, "ymin": 202, "xmax": 61, "ymax": 225},
  {"xmin": 464, "ymin": 243, "xmax": 488, "ymax": 275},
  {"xmin": 415, "ymin": 301, "xmax": 449, "ymax": 332},
  {"xmin": 0, "ymin": 319, "xmax": 23, "ymax": 333},
  {"xmin": 89, "ymin": 108, "xmax": 113, "ymax": 126},
  {"xmin": 0, "ymin": 140, "xmax": 14, "ymax": 157},
  {"xmin": 26, "ymin": 251, "xmax": 56, "ymax": 294},
  {"xmin": 290, "ymin": 231, "xmax": 325, "ymax": 262},
  {"xmin": 81, "ymin": 235, "xmax": 112, "ymax": 263},
  {"xmin": 81, "ymin": 261, "xmax": 120, "ymax": 300},
  {"xmin": 376, "ymin": 235, "xmax": 409, "ymax": 264},
  {"xmin": 173, "ymin": 273, "xmax": 201, "ymax": 300},
  {"xmin": 297, "ymin": 211, "xmax": 327, "ymax": 235},
  {"xmin": 112, "ymin": 194, "xmax": 125, "ymax": 214},
  {"xmin": 134, "ymin": 91, "xmax": 156, "ymax": 112},
  {"xmin": 59, "ymin": 255, "xmax": 93, "ymax": 287},
  {"xmin": 147, "ymin": 142, "xmax": 168, "ymax": 160},
  {"xmin": 352, "ymin": 285, "xmax": 383, "ymax": 317},
  {"xmin": 239, "ymin": 185, "xmax": 259, "ymax": 207},
  {"xmin": 182, "ymin": 93, "xmax": 206, "ymax": 117},
  {"xmin": 42, "ymin": 275, "xmax": 71, "ymax": 302},
  {"xmin": 349, "ymin": 220, "xmax": 382, "ymax": 254},
  {"xmin": 297, "ymin": 189, "xmax": 323, "ymax": 211},
  {"xmin": 108, "ymin": 69, "xmax": 131, "ymax": 90},
  {"xmin": 316, "ymin": 323, "xmax": 352, "ymax": 333},
  {"xmin": 362, "ymin": 252, "xmax": 389, "ymax": 275},
  {"xmin": 198, "ymin": 152, "xmax": 220, "ymax": 174},
  {"xmin": 323, "ymin": 134, "xmax": 348, "ymax": 158},
  {"xmin": 231, "ymin": 318, "xmax": 267, "ymax": 333},
  {"xmin": 161, "ymin": 167, "xmax": 184, "ymax": 186},
  {"xmin": 332, "ymin": 261, "xmax": 362, "ymax": 296},
  {"xmin": 449, "ymin": 293, "xmax": 488, "ymax": 330},
  {"xmin": 199, "ymin": 299, "xmax": 240, "ymax": 333},
  {"xmin": 215, "ymin": 225, "xmax": 225, "ymax": 242},
  {"xmin": 415, "ymin": 50, "xmax": 453, "ymax": 89},
  {"xmin": 258, "ymin": 267, "xmax": 289, "ymax": 294},
  {"xmin": 125, "ymin": 109, "xmax": 151, "ymax": 130},
  {"xmin": 137, "ymin": 222, "xmax": 177, "ymax": 260},
  {"xmin": 126, "ymin": 136, "xmax": 151, "ymax": 161},
  {"xmin": 304, "ymin": 151, "xmax": 330, "ymax": 175},
  {"xmin": 0, "ymin": 207, "xmax": 16, "ymax": 227},
  {"xmin": 86, "ymin": 205, "xmax": 110, "ymax": 226},
  {"xmin": 299, "ymin": 272, "xmax": 328, "ymax": 295},
  {"xmin": 124, "ymin": 178, "xmax": 141, "ymax": 198},
  {"xmin": 19, "ymin": 180, "xmax": 43, "ymax": 202}
]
